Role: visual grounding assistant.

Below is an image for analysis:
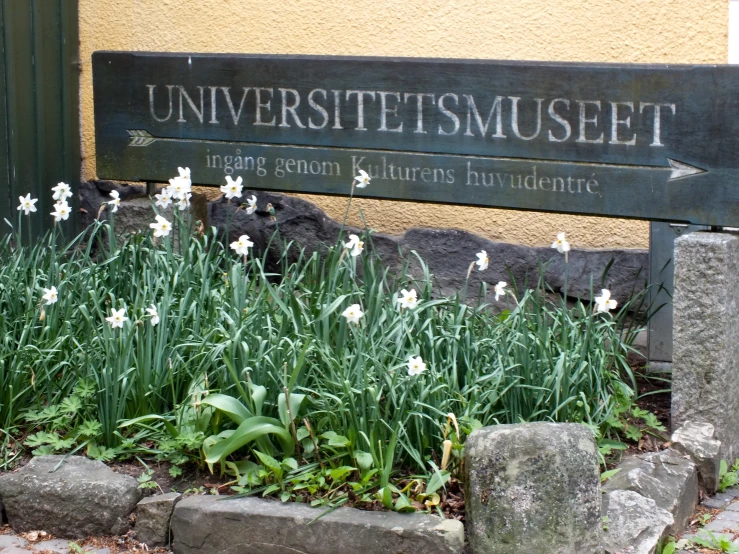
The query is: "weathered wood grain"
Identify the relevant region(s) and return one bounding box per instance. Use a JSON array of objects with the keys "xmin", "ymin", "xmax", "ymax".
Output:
[{"xmin": 93, "ymin": 52, "xmax": 739, "ymax": 226}]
